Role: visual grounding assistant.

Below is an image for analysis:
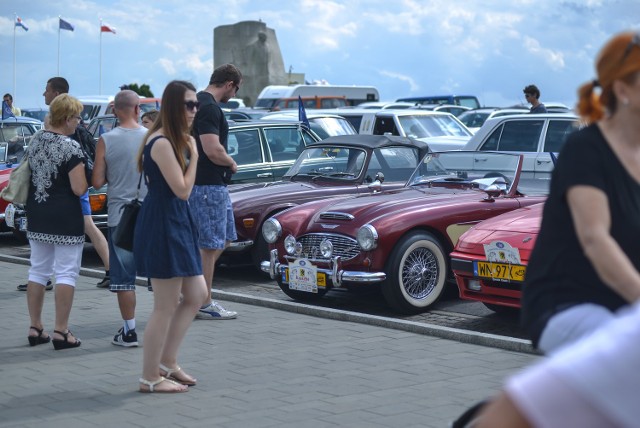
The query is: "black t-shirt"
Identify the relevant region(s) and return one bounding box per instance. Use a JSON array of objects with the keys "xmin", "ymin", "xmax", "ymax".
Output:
[
  {"xmin": 522, "ymin": 124, "xmax": 637, "ymax": 343},
  {"xmin": 26, "ymin": 130, "xmax": 85, "ymax": 244},
  {"xmin": 192, "ymin": 91, "xmax": 230, "ymax": 186}
]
